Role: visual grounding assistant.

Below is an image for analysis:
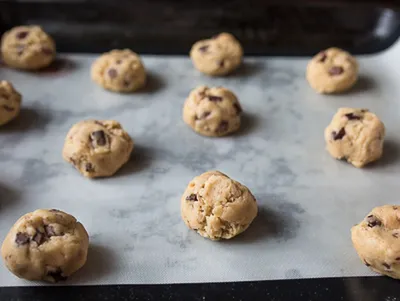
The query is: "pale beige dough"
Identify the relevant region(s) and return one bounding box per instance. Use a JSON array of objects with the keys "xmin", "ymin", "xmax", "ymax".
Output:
[
  {"xmin": 306, "ymin": 47, "xmax": 358, "ymax": 94},
  {"xmin": 183, "ymin": 86, "xmax": 242, "ymax": 137},
  {"xmin": 62, "ymin": 119, "xmax": 134, "ymax": 178},
  {"xmin": 0, "ymin": 81, "xmax": 22, "ymax": 126},
  {"xmin": 181, "ymin": 171, "xmax": 258, "ymax": 240},
  {"xmin": 1, "ymin": 209, "xmax": 89, "ymax": 282},
  {"xmin": 1, "ymin": 25, "xmax": 56, "ymax": 70},
  {"xmin": 91, "ymin": 49, "xmax": 146, "ymax": 93},
  {"xmin": 351, "ymin": 205, "xmax": 400, "ymax": 279},
  {"xmin": 324, "ymin": 108, "xmax": 385, "ymax": 168},
  {"xmin": 190, "ymin": 33, "xmax": 243, "ymax": 76}
]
